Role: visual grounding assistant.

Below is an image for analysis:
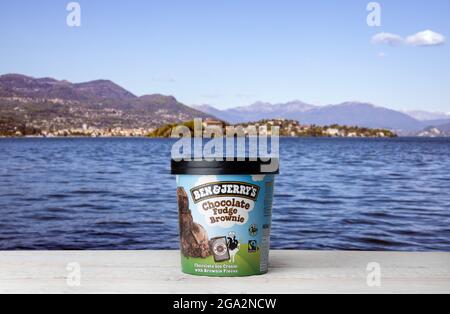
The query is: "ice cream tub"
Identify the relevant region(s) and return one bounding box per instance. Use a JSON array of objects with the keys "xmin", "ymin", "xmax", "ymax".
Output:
[{"xmin": 171, "ymin": 159, "xmax": 279, "ymax": 277}]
